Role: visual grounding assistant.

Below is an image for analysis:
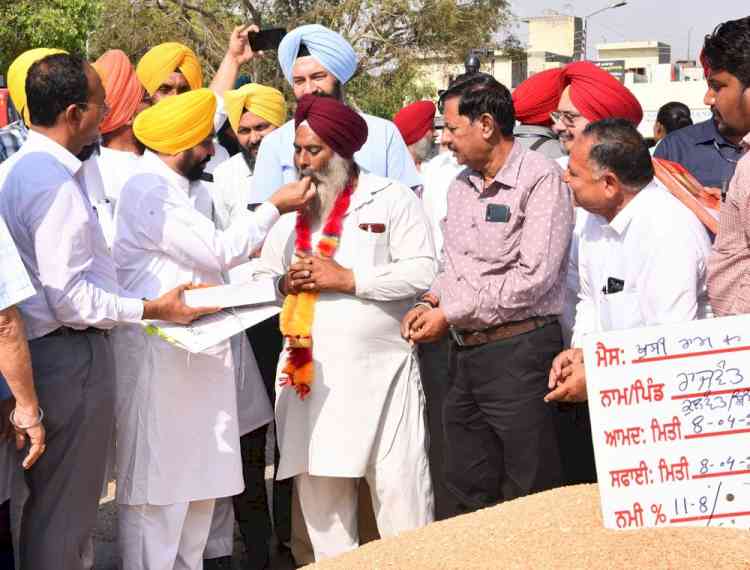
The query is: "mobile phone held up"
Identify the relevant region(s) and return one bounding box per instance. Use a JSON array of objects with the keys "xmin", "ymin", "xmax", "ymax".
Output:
[{"xmin": 248, "ymin": 28, "xmax": 287, "ymax": 52}]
